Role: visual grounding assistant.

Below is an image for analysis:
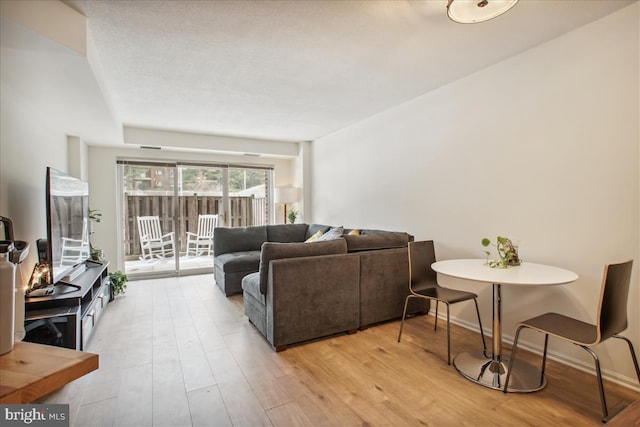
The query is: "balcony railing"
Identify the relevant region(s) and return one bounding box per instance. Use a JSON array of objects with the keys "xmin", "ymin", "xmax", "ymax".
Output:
[{"xmin": 123, "ymin": 194, "xmax": 267, "ymax": 258}]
